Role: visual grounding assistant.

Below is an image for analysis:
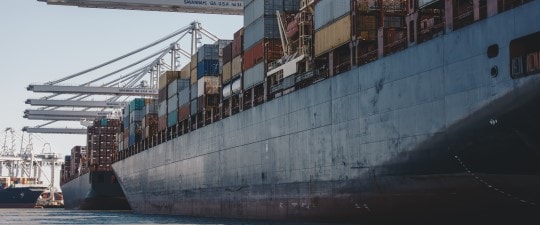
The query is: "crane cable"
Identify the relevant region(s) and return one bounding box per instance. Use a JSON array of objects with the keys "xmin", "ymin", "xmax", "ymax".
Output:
[{"xmin": 44, "ymin": 24, "xmax": 193, "ymax": 85}]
